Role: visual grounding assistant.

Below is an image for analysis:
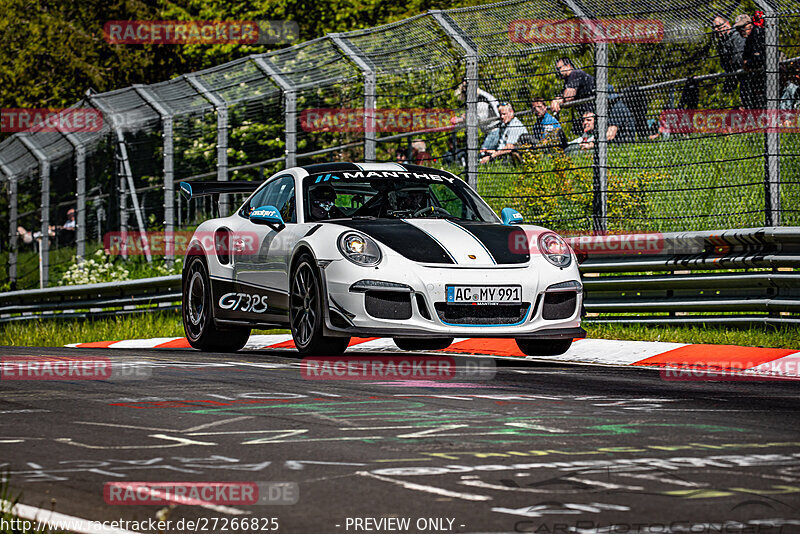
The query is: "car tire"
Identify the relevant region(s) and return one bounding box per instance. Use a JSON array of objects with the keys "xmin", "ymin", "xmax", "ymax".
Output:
[
  {"xmin": 515, "ymin": 338, "xmax": 572, "ymax": 356},
  {"xmin": 393, "ymin": 338, "xmax": 454, "ymax": 351},
  {"xmin": 183, "ymin": 256, "xmax": 251, "ymax": 352},
  {"xmin": 290, "ymin": 253, "xmax": 350, "ymax": 356}
]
